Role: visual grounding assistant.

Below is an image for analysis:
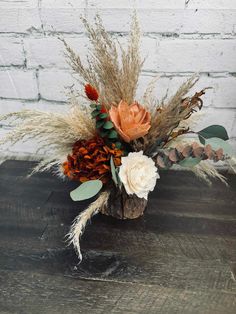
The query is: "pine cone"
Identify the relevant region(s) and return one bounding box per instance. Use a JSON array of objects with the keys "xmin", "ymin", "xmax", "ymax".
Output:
[{"xmin": 156, "ymin": 142, "xmax": 225, "ymax": 169}]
